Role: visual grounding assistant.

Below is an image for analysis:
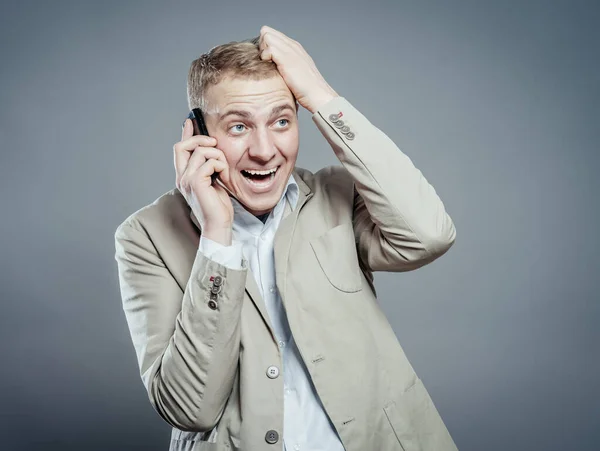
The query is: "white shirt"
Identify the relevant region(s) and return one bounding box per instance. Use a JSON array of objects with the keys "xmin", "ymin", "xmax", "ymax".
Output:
[{"xmin": 198, "ymin": 174, "xmax": 346, "ymax": 451}]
